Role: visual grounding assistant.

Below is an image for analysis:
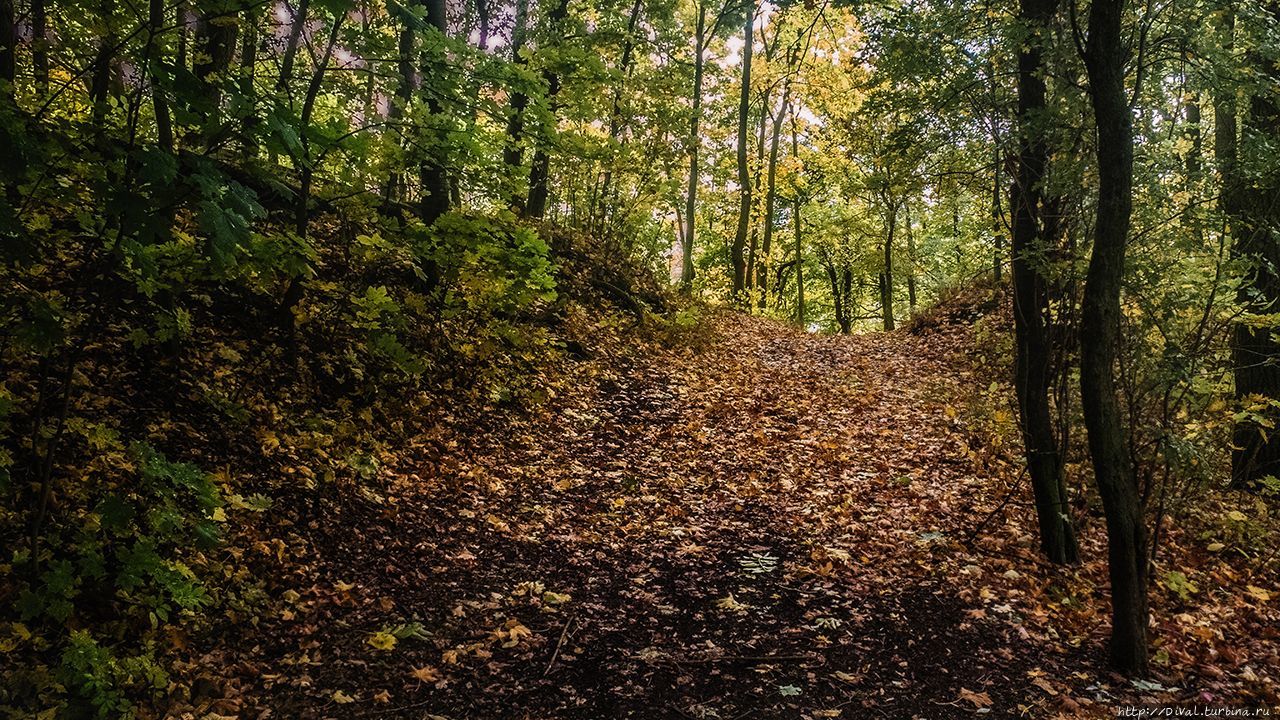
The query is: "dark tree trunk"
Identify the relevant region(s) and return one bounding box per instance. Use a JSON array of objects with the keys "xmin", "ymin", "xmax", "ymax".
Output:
[
  {"xmin": 525, "ymin": 0, "xmax": 572, "ymax": 219},
  {"xmin": 503, "ymin": 0, "xmax": 530, "ymax": 210},
  {"xmin": 32, "ymin": 0, "xmax": 48, "ymax": 91},
  {"xmin": 1011, "ymin": 0, "xmax": 1078, "ymax": 565},
  {"xmin": 730, "ymin": 0, "xmax": 754, "ymax": 302},
  {"xmin": 904, "ymin": 198, "xmax": 917, "ymax": 311},
  {"xmin": 419, "ymin": 0, "xmax": 452, "ymax": 224},
  {"xmin": 1231, "ymin": 0, "xmax": 1280, "ymax": 490},
  {"xmin": 149, "ymin": 0, "xmax": 175, "ymax": 152},
  {"xmin": 0, "ymin": 0, "xmax": 13, "ymax": 89},
  {"xmin": 682, "ymin": 4, "xmax": 707, "ymax": 291},
  {"xmin": 278, "ymin": 0, "xmax": 310, "ymax": 91},
  {"xmin": 880, "ymin": 199, "xmax": 896, "ymax": 331},
  {"xmin": 758, "ymin": 91, "xmax": 790, "ymax": 310},
  {"xmin": 195, "ymin": 0, "xmax": 240, "ymax": 117},
  {"xmin": 1082, "ymin": 0, "xmax": 1148, "ymax": 675}
]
